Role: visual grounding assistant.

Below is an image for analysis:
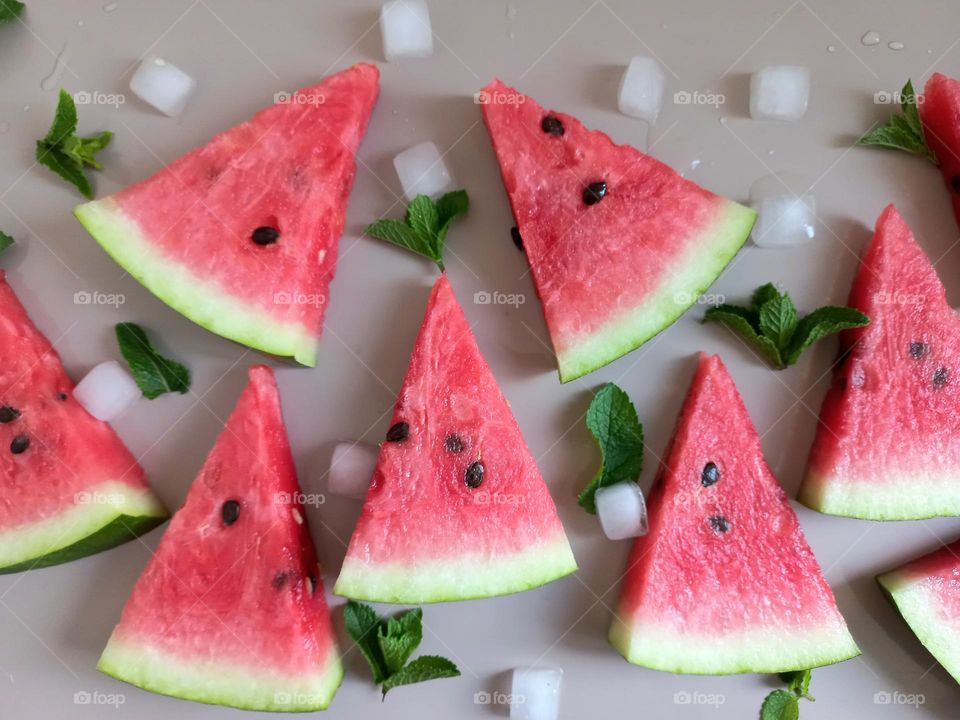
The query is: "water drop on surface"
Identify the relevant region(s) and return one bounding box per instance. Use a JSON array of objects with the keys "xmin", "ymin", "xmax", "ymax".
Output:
[
  {"xmin": 888, "ymin": 41, "xmax": 904, "ymax": 51},
  {"xmin": 77, "ymin": 19, "xmax": 84, "ymax": 27},
  {"xmin": 22, "ymin": 105, "xmax": 29, "ymax": 113},
  {"xmin": 40, "ymin": 43, "xmax": 70, "ymax": 91},
  {"xmin": 103, "ymin": 1, "xmax": 118, "ymax": 12},
  {"xmin": 861, "ymin": 30, "xmax": 881, "ymax": 46},
  {"xmin": 827, "ymin": 45, "xmax": 836, "ymax": 53}
]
